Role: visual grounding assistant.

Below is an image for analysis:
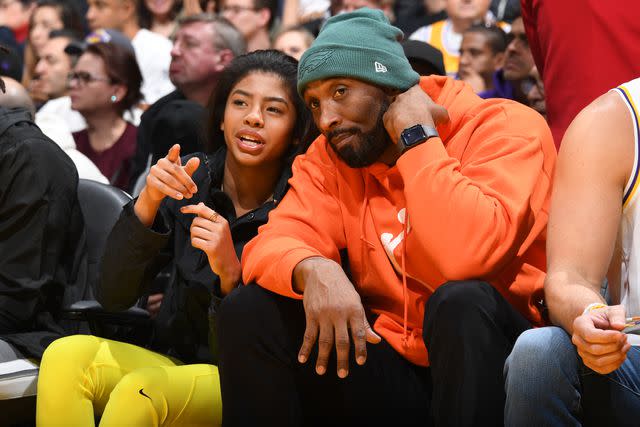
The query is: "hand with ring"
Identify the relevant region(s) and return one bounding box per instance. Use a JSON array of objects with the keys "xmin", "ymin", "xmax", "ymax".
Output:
[{"xmin": 180, "ymin": 202, "xmax": 241, "ymax": 295}]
